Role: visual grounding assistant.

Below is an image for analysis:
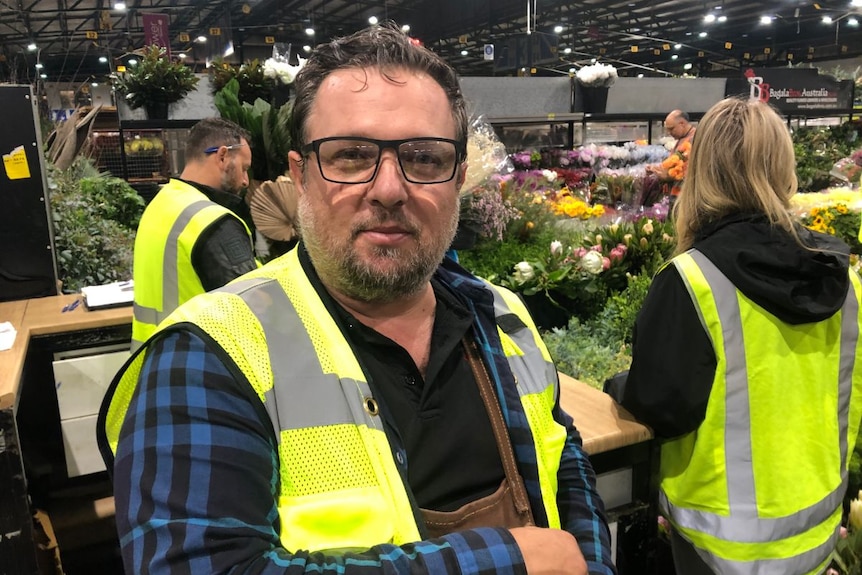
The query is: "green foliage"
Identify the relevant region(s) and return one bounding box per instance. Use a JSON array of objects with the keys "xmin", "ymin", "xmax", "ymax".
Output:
[
  {"xmin": 48, "ymin": 157, "xmax": 144, "ymax": 292},
  {"xmin": 214, "ymin": 78, "xmax": 292, "ymax": 181},
  {"xmin": 209, "ymin": 58, "xmax": 275, "ymax": 104},
  {"xmin": 111, "ymin": 45, "xmax": 199, "ymax": 109},
  {"xmin": 542, "ymin": 274, "xmax": 651, "ymax": 389},
  {"xmin": 793, "ymin": 123, "xmax": 862, "ymax": 192}
]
